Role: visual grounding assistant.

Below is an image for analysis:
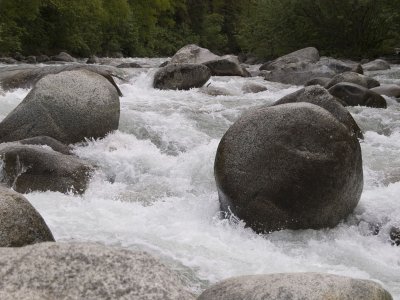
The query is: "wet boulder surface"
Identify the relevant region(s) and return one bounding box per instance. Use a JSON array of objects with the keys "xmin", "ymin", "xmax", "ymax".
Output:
[
  {"xmin": 325, "ymin": 71, "xmax": 380, "ymax": 89},
  {"xmin": 214, "ymin": 102, "xmax": 363, "ymax": 233}
]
